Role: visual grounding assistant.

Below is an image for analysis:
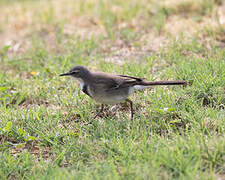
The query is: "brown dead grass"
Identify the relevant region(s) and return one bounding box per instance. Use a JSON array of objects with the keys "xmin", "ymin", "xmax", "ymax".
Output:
[
  {"xmin": 11, "ymin": 141, "xmax": 53, "ymax": 163},
  {"xmin": 0, "ymin": 0, "xmax": 224, "ymax": 59},
  {"xmin": 0, "ymin": 134, "xmax": 53, "ymax": 162}
]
